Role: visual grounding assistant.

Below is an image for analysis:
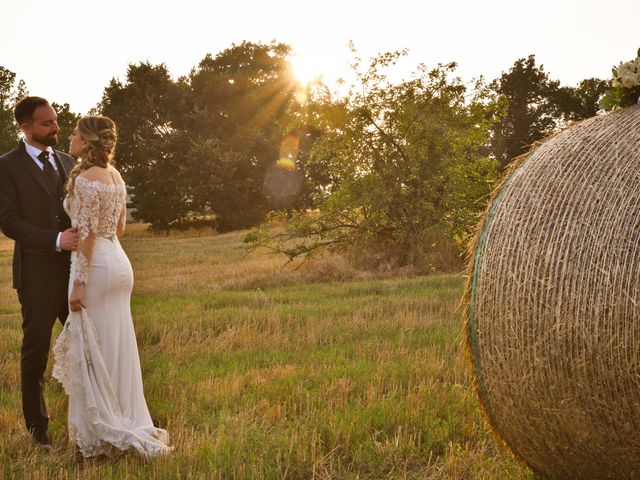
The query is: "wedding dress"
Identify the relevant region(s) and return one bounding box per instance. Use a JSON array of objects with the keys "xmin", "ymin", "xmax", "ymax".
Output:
[{"xmin": 53, "ymin": 173, "xmax": 172, "ymax": 458}]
